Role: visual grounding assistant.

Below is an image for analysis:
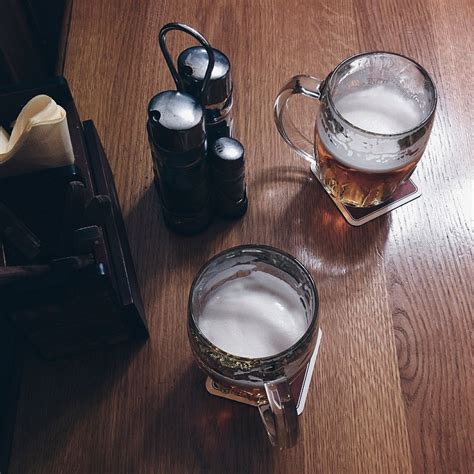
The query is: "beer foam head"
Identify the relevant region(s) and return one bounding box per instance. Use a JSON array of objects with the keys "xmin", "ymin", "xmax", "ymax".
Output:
[
  {"xmin": 197, "ymin": 270, "xmax": 308, "ymax": 358},
  {"xmin": 334, "ymin": 84, "xmax": 424, "ymax": 135},
  {"xmin": 317, "ymin": 84, "xmax": 428, "ymax": 172}
]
